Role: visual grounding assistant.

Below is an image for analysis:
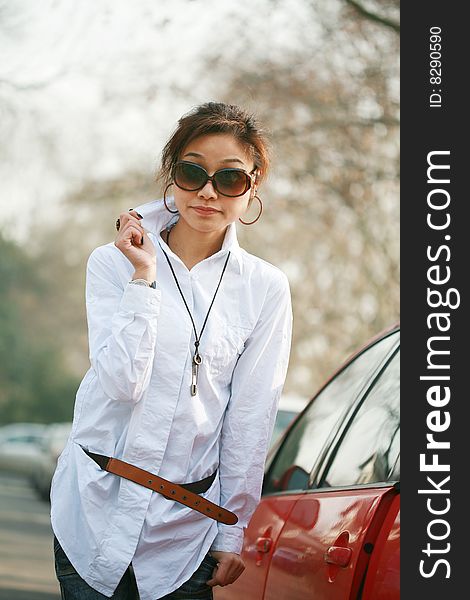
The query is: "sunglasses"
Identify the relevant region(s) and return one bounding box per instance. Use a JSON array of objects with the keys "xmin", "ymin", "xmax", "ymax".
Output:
[{"xmin": 173, "ymin": 161, "xmax": 257, "ymax": 198}]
